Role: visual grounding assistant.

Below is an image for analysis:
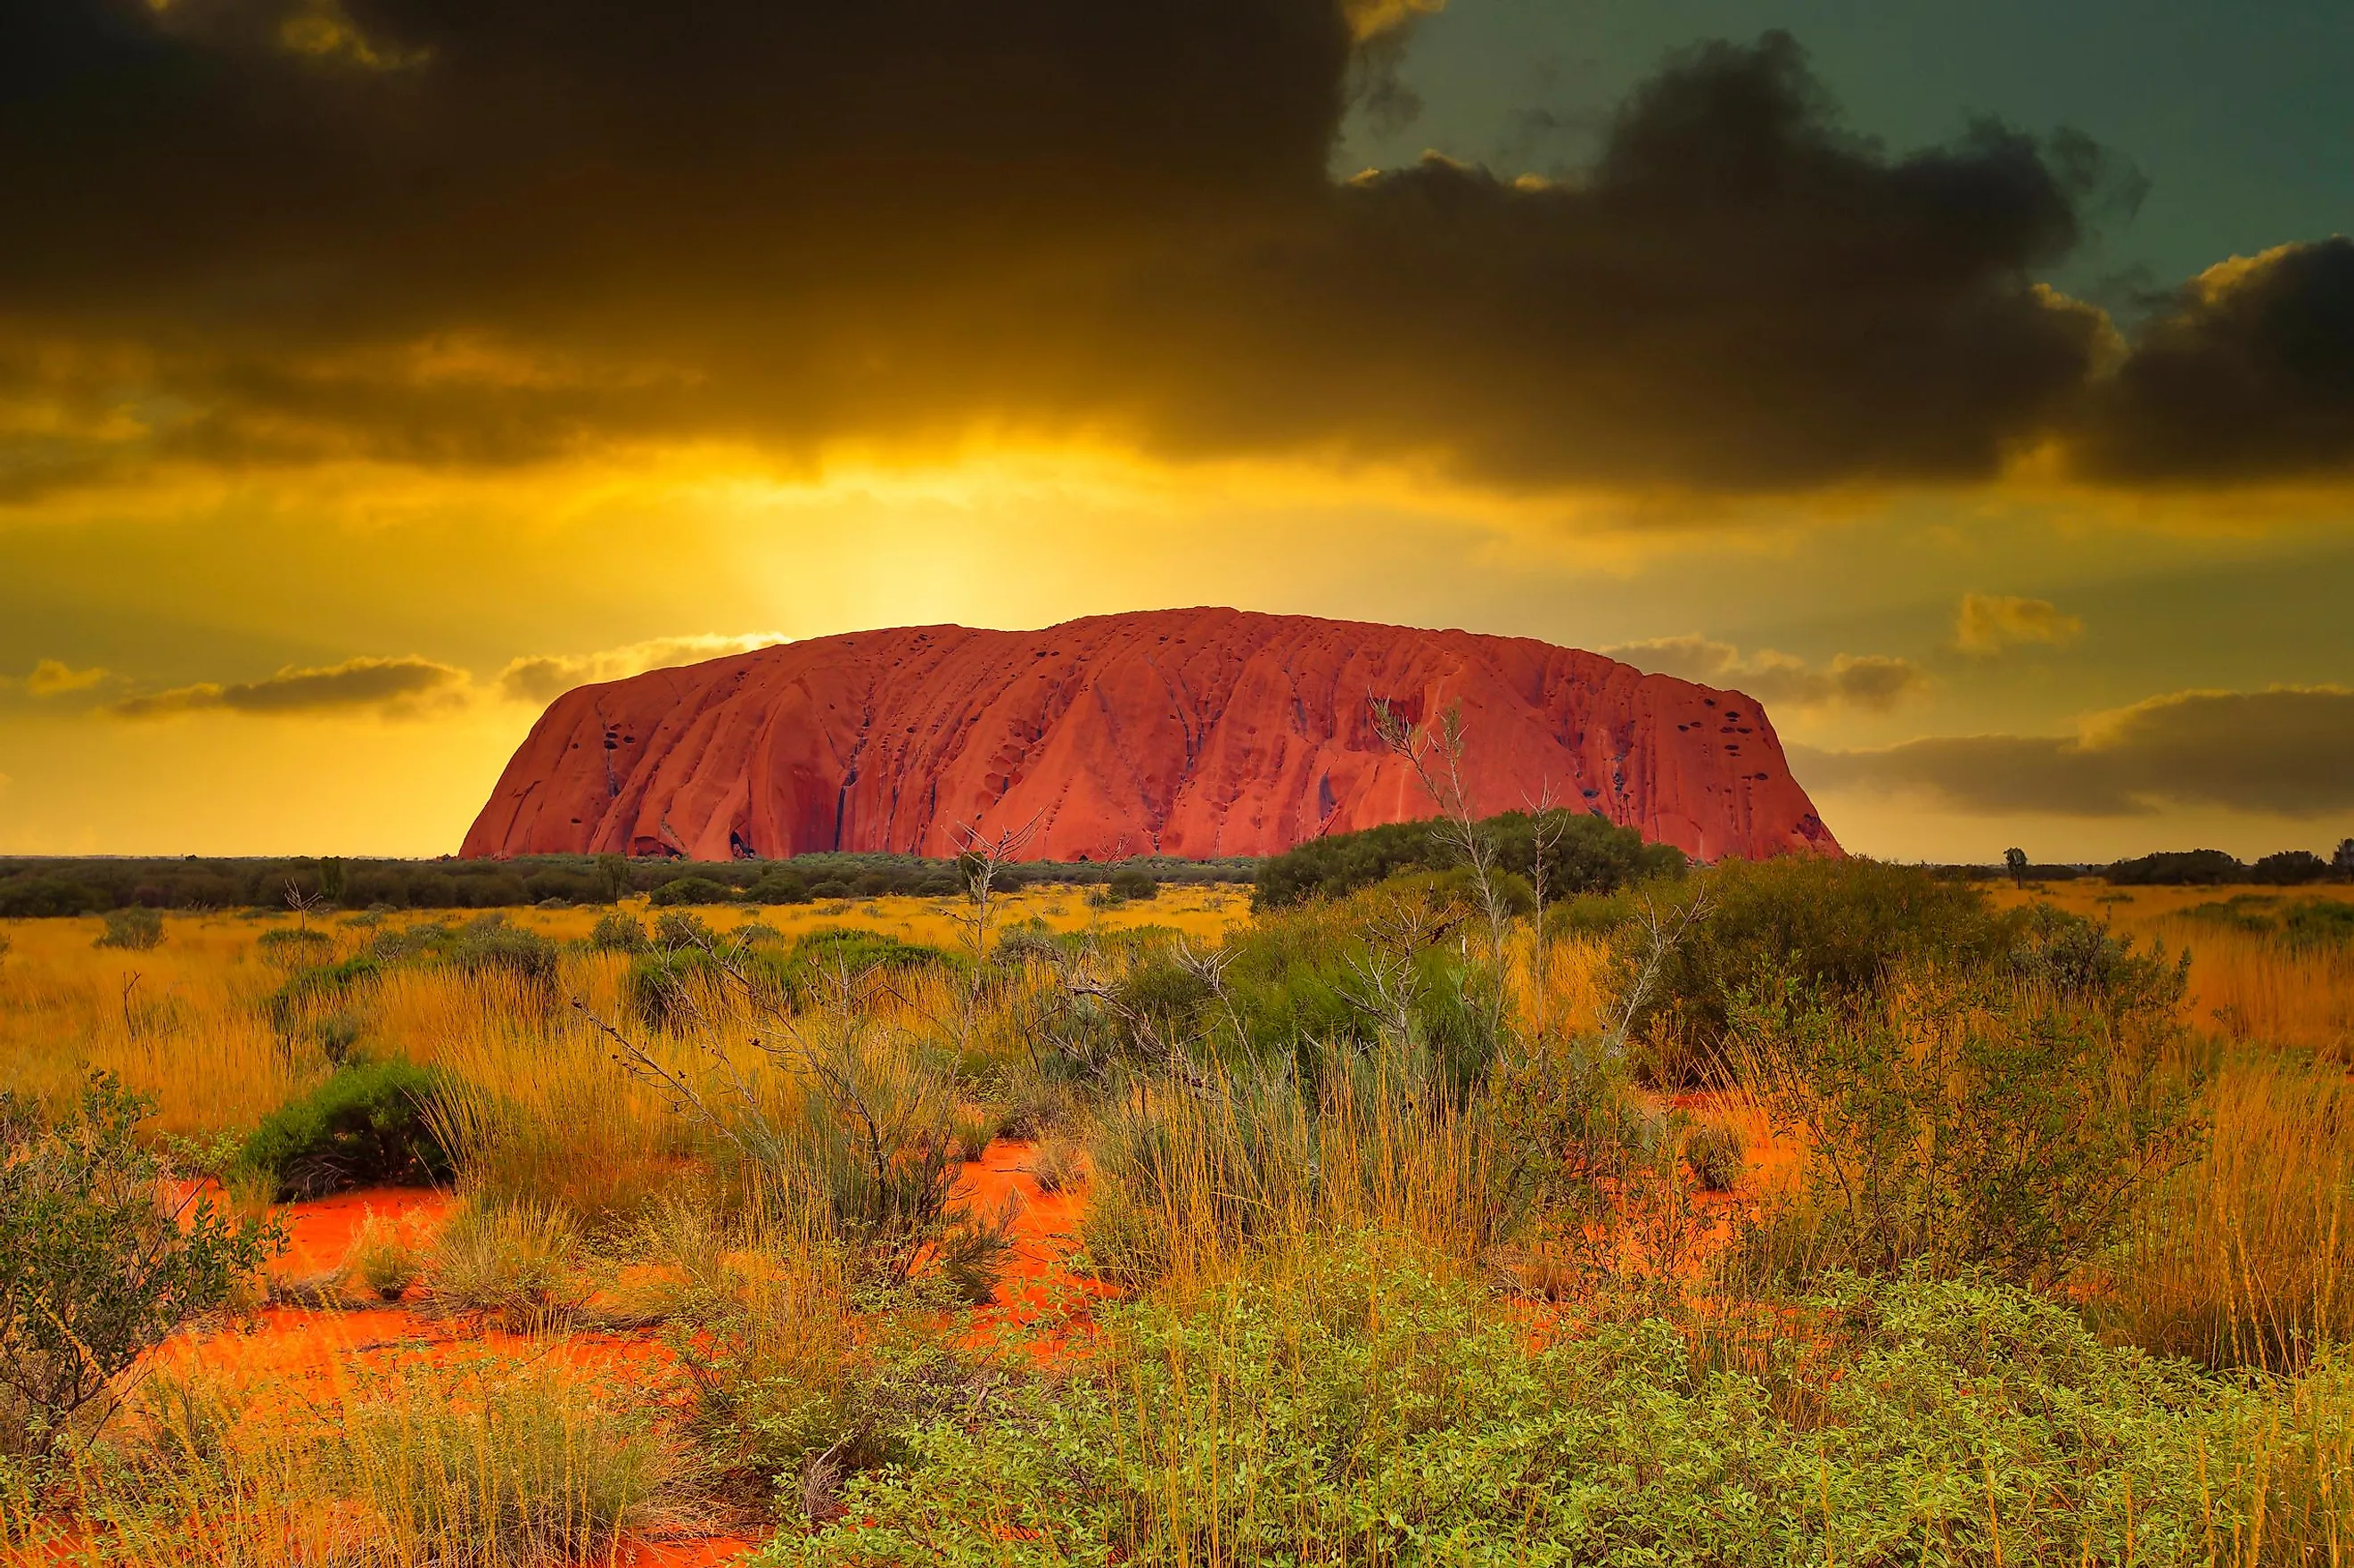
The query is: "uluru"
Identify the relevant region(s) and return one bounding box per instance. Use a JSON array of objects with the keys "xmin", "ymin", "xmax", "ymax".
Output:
[{"xmin": 461, "ymin": 608, "xmax": 1840, "ymax": 864}]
